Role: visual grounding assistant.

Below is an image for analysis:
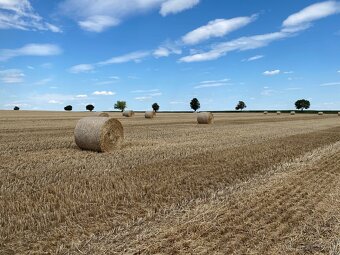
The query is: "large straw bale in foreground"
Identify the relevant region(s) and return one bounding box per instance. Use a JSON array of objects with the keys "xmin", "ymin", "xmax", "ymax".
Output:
[
  {"xmin": 197, "ymin": 112, "xmax": 214, "ymax": 124},
  {"xmin": 74, "ymin": 117, "xmax": 123, "ymax": 152},
  {"xmin": 145, "ymin": 111, "xmax": 155, "ymax": 119},
  {"xmin": 123, "ymin": 110, "xmax": 134, "ymax": 117}
]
